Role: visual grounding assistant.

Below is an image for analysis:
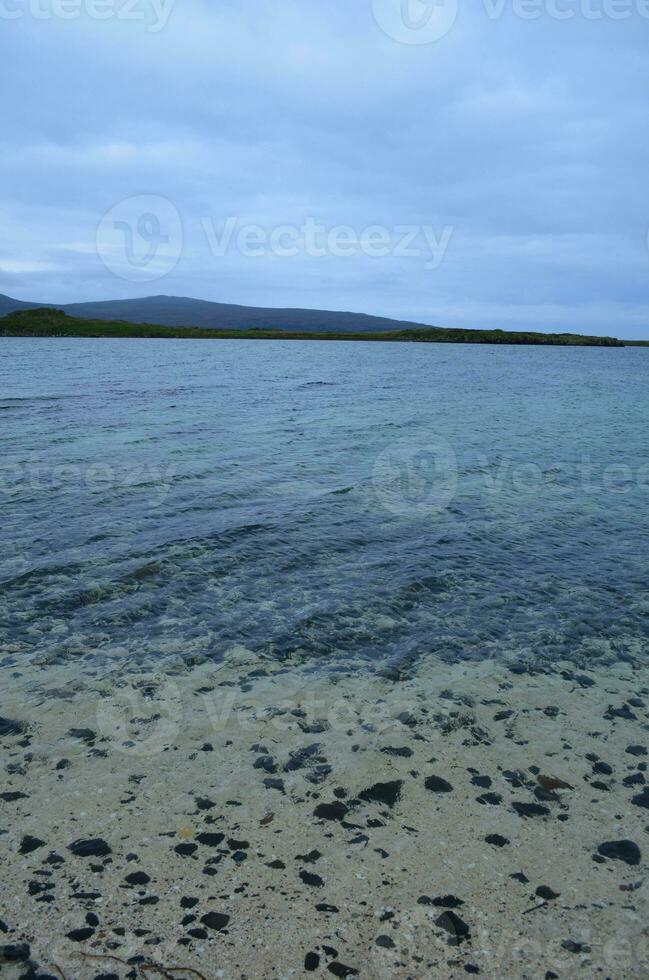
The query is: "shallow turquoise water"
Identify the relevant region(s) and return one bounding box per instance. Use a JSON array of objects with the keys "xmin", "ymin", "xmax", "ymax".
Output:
[{"xmin": 1, "ymin": 338, "xmax": 648, "ymax": 675}]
